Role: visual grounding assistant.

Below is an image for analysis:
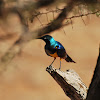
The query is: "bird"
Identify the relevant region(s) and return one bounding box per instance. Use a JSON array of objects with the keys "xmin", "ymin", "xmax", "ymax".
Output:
[{"xmin": 39, "ymin": 35, "xmax": 75, "ymax": 70}]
